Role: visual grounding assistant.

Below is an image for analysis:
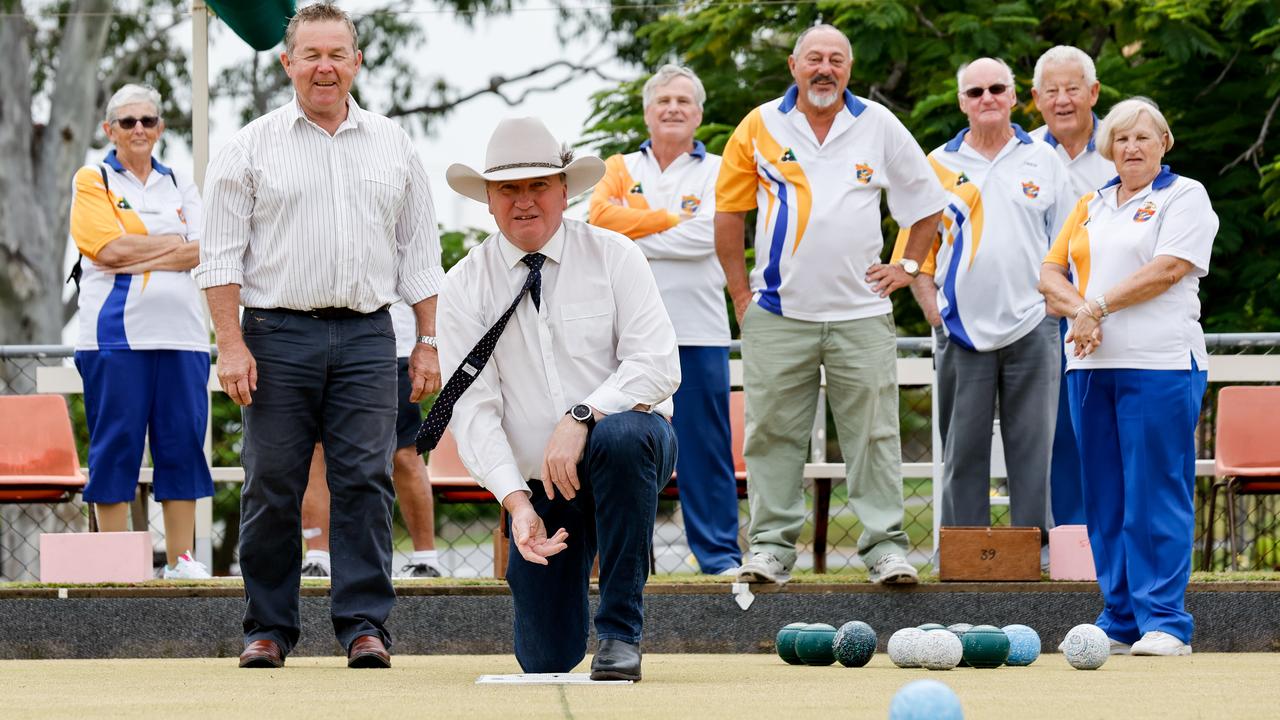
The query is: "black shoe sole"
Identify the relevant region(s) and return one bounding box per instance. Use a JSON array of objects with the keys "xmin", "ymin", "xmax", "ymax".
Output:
[
  {"xmin": 239, "ymin": 656, "xmax": 284, "ymax": 669},
  {"xmin": 589, "ymin": 669, "xmax": 641, "ymax": 682},
  {"xmin": 348, "ymin": 653, "xmax": 391, "ymax": 669}
]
